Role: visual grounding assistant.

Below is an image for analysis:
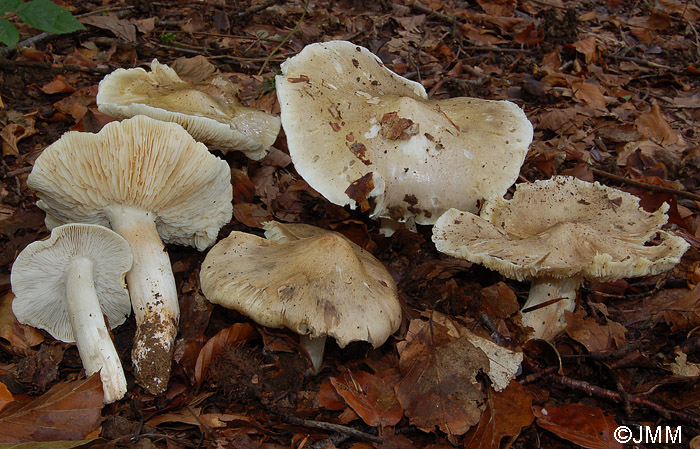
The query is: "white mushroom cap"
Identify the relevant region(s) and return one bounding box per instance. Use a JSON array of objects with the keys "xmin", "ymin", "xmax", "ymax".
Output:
[
  {"xmin": 433, "ymin": 176, "xmax": 689, "ymax": 282},
  {"xmin": 275, "ymin": 40, "xmax": 533, "ymax": 224},
  {"xmin": 432, "ymin": 176, "xmax": 689, "ymax": 340},
  {"xmin": 28, "ymin": 115, "xmax": 232, "ymax": 251},
  {"xmin": 97, "ymin": 60, "xmax": 280, "ymax": 160},
  {"xmin": 11, "ymin": 223, "xmax": 132, "ymax": 342},
  {"xmin": 200, "ymin": 221, "xmax": 401, "ymax": 349}
]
